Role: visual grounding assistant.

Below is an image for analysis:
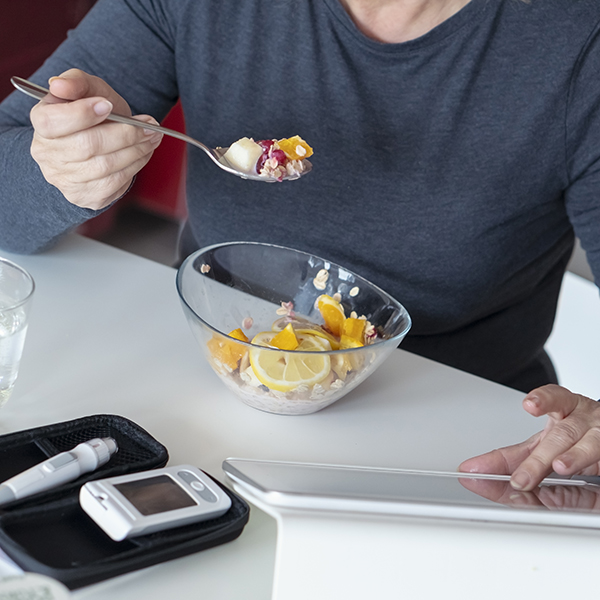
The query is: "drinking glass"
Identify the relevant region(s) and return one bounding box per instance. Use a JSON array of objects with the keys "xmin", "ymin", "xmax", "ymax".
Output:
[{"xmin": 0, "ymin": 258, "xmax": 34, "ymax": 407}]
